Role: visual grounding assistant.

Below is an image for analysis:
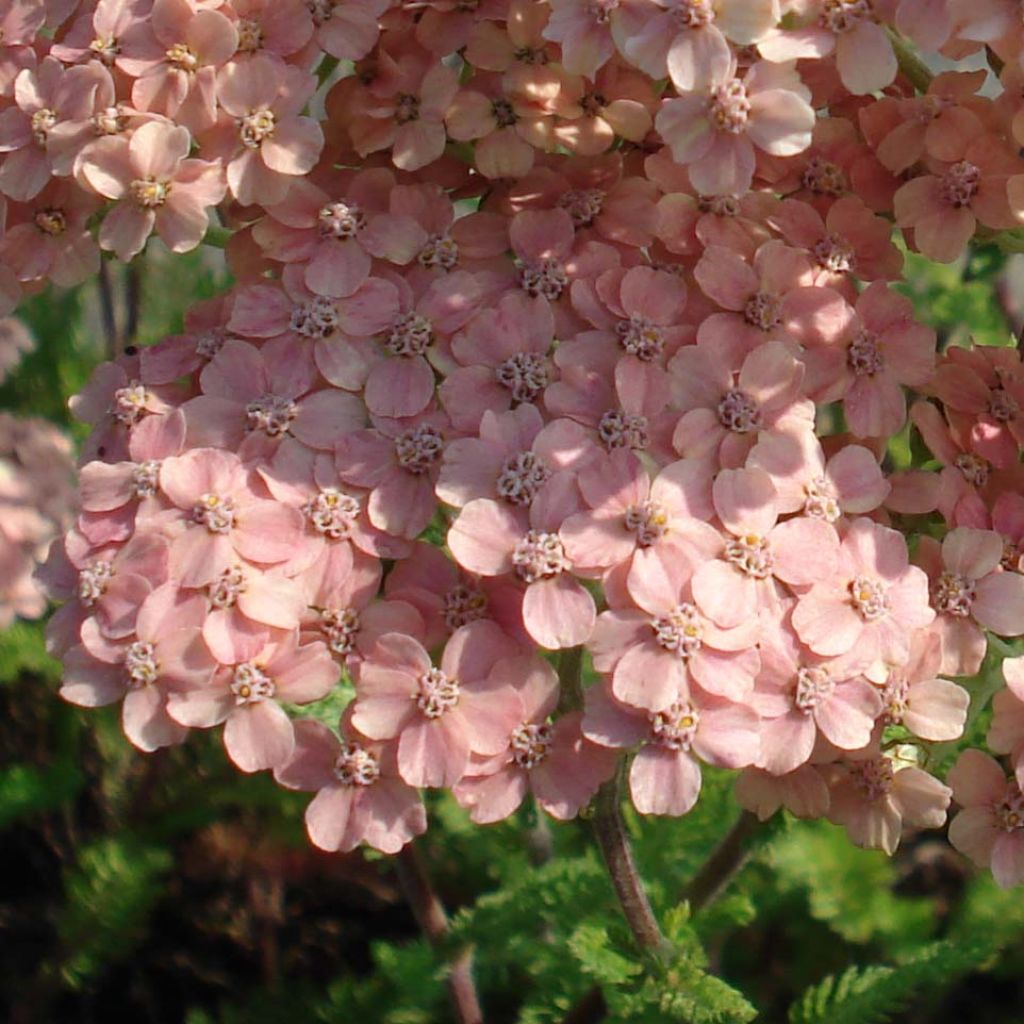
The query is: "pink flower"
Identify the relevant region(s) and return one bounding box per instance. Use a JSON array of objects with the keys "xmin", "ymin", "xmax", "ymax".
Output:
[
  {"xmin": 308, "ymin": 0, "xmax": 390, "ymax": 61},
  {"xmin": 752, "ymin": 612, "xmax": 881, "ymax": 776},
  {"xmin": 350, "ymin": 621, "xmax": 524, "ymax": 788},
  {"xmin": 799, "ymin": 282, "xmax": 936, "ymax": 440},
  {"xmin": 655, "ymin": 57, "xmax": 814, "ymax": 196},
  {"xmin": 825, "ymin": 750, "xmax": 951, "ymax": 855},
  {"xmin": 0, "ymin": 0, "xmax": 43, "ymax": 97},
  {"xmin": 691, "ymin": 467, "xmax": 840, "ymax": 628},
  {"xmin": 543, "ymin": 0, "xmax": 622, "ymax": 79},
  {"xmin": 759, "ymin": 0, "xmax": 896, "ymax": 96},
  {"xmin": 582, "ymin": 680, "xmax": 760, "ymax": 816},
  {"xmin": 588, "ymin": 546, "xmax": 761, "ymax": 710},
  {"xmin": 159, "ymin": 447, "xmax": 305, "ymax": 587},
  {"xmin": 916, "ymin": 528, "xmax": 1024, "ymax": 677},
  {"xmin": 894, "ymin": 135, "xmax": 1020, "ymax": 264},
  {"xmin": 204, "ymin": 56, "xmax": 323, "ymax": 206},
  {"xmin": 274, "ymin": 715, "xmax": 427, "ymax": 855},
  {"xmin": 670, "ymin": 339, "xmax": 814, "ymax": 470},
  {"xmin": 455, "ymin": 648, "xmax": 616, "ymax": 823},
  {"xmin": 225, "ymin": 0, "xmax": 314, "ymax": 62},
  {"xmin": 987, "ymin": 667, "xmax": 1024, "ymax": 789},
  {"xmin": 81, "ymin": 120, "xmax": 226, "ymax": 261},
  {"xmin": 735, "ymin": 764, "xmax": 830, "ymax": 821},
  {"xmin": 62, "ymin": 582, "xmax": 214, "ymax": 752},
  {"xmin": 447, "ymin": 482, "xmax": 597, "ymax": 650},
  {"xmin": 168, "ymin": 631, "xmax": 338, "ymax": 772},
  {"xmin": 747, "ymin": 429, "xmax": 890, "ymax": 522},
  {"xmin": 792, "ymin": 517, "xmax": 934, "ymax": 672},
  {"xmin": 875, "ymin": 631, "xmax": 969, "ymax": 742},
  {"xmin": 560, "ymin": 449, "xmax": 720, "ymax": 583},
  {"xmin": 948, "ymin": 749, "xmax": 1024, "ymax": 889},
  {"xmin": 119, "ymin": 0, "xmax": 239, "ymax": 132}
]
